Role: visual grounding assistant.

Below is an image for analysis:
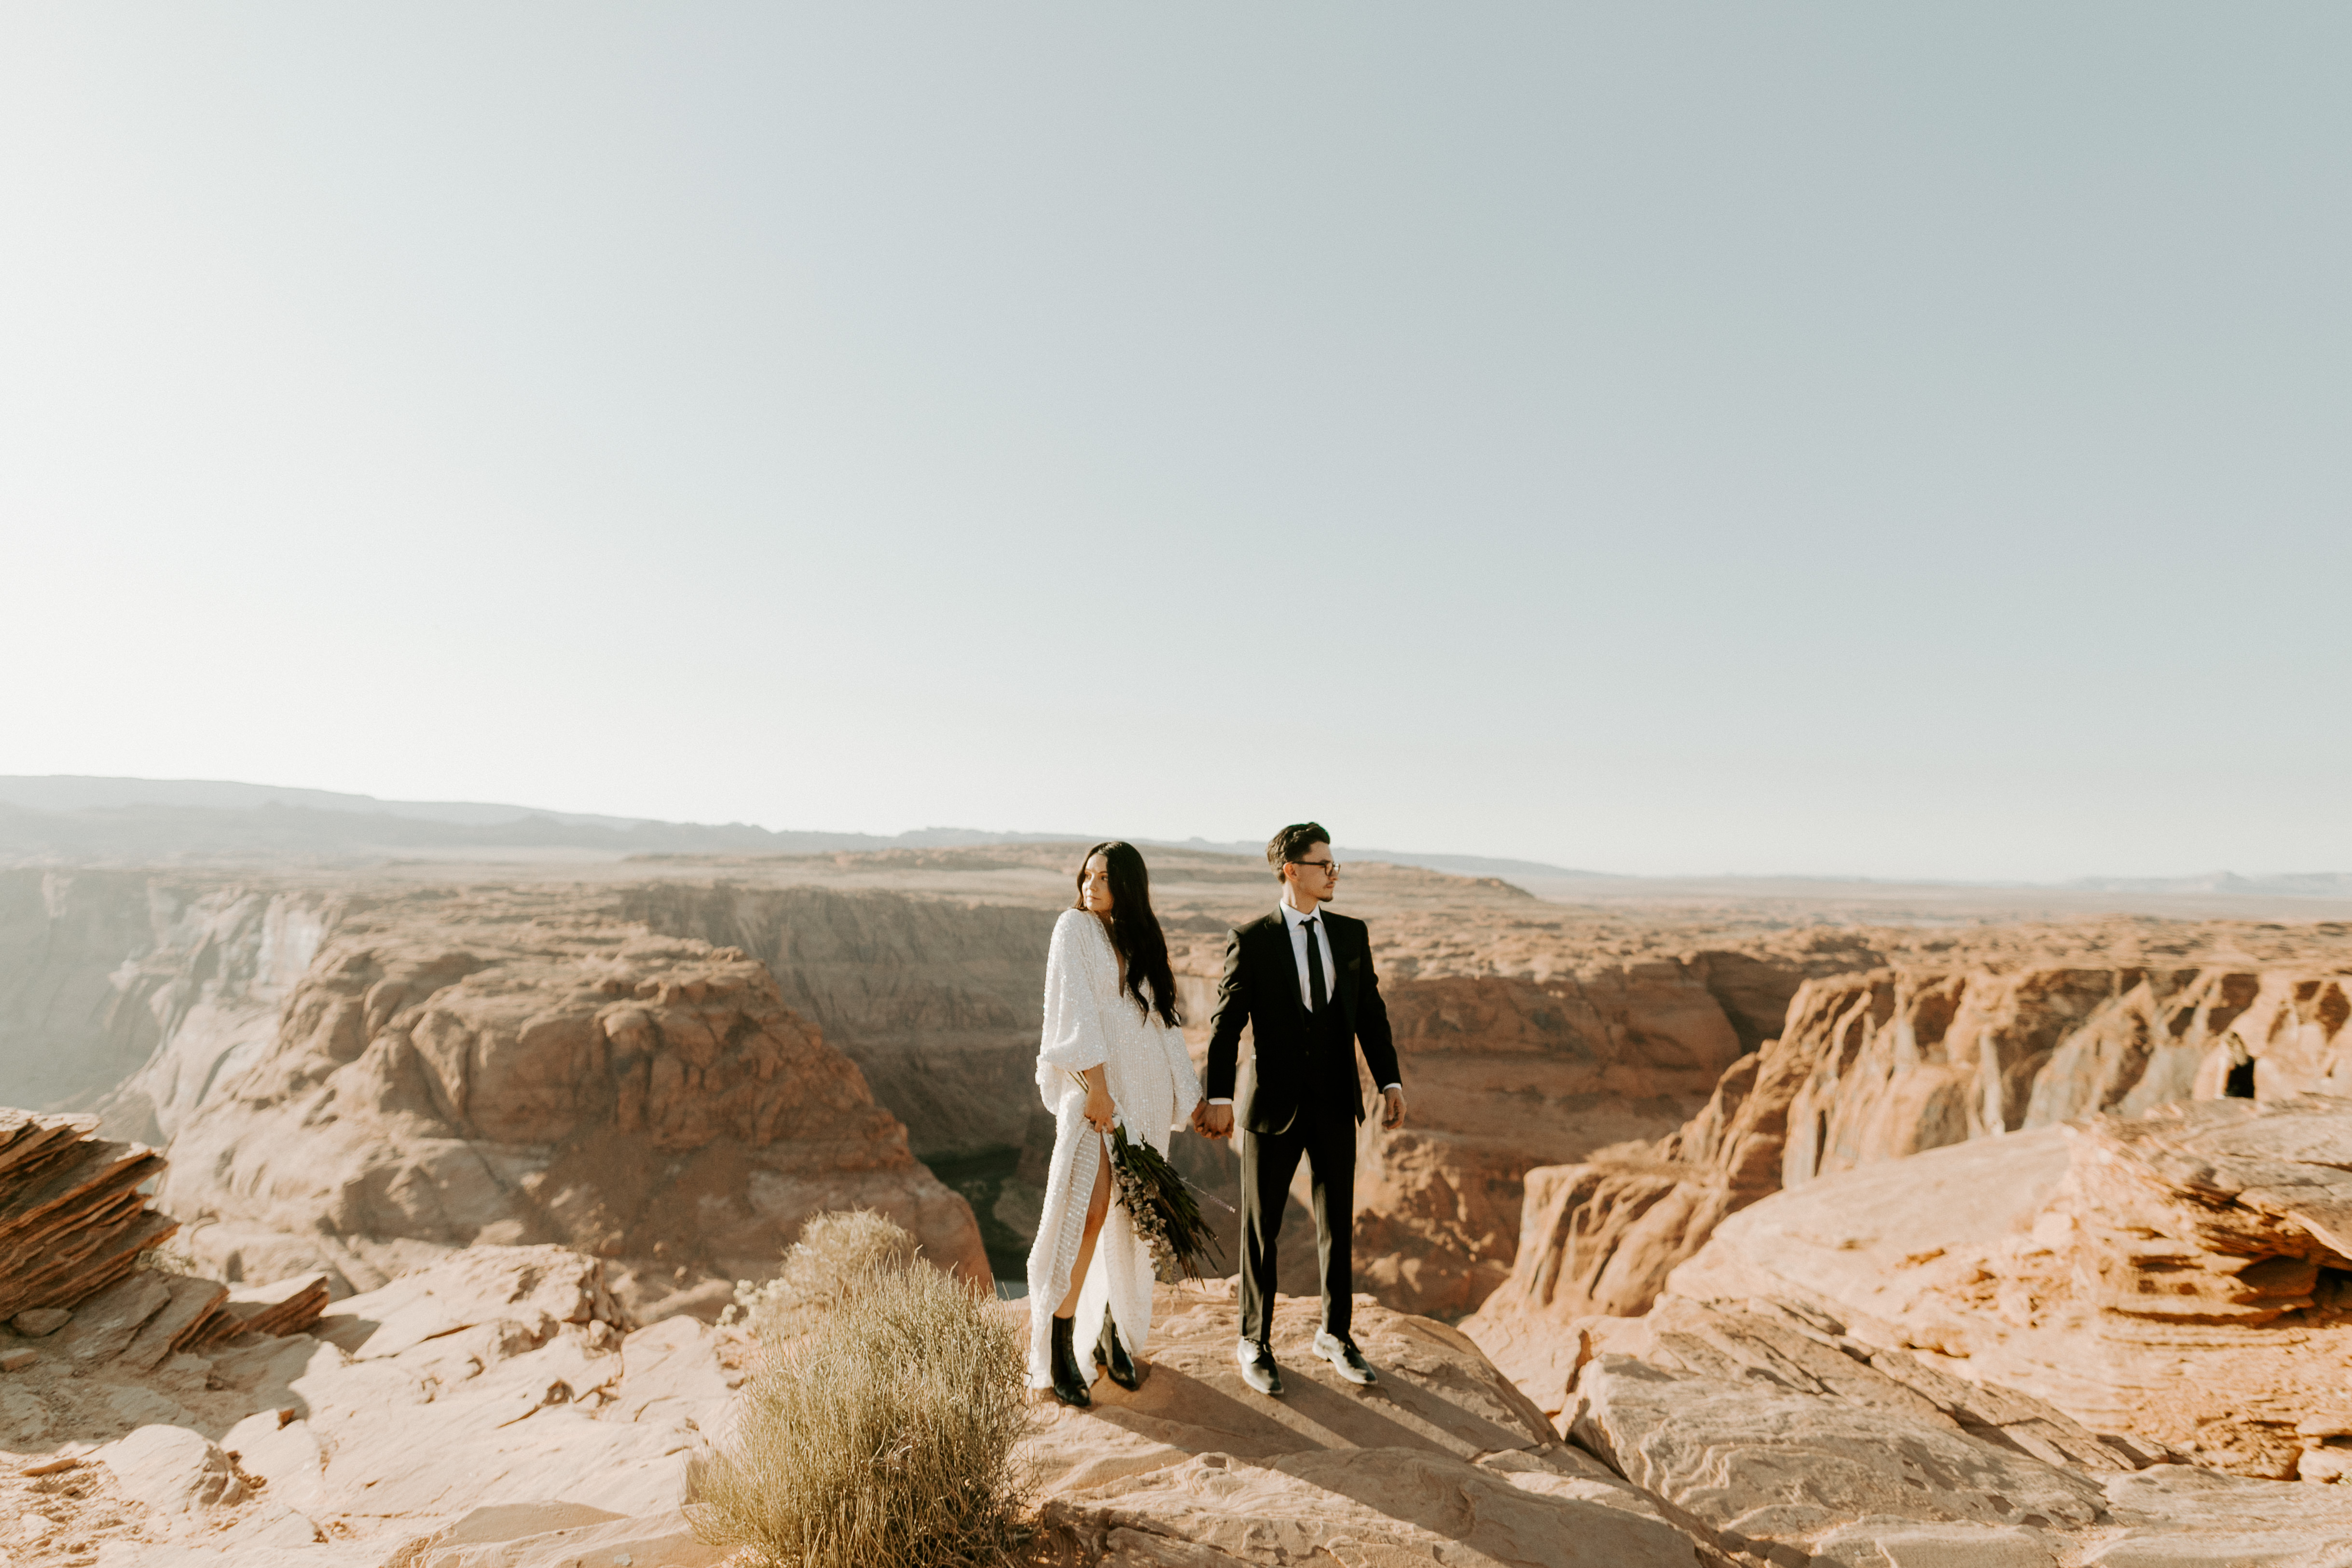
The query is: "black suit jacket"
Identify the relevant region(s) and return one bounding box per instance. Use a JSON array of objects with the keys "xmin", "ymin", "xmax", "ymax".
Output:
[{"xmin": 1205, "ymin": 908, "xmax": 1400, "ymax": 1136}]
